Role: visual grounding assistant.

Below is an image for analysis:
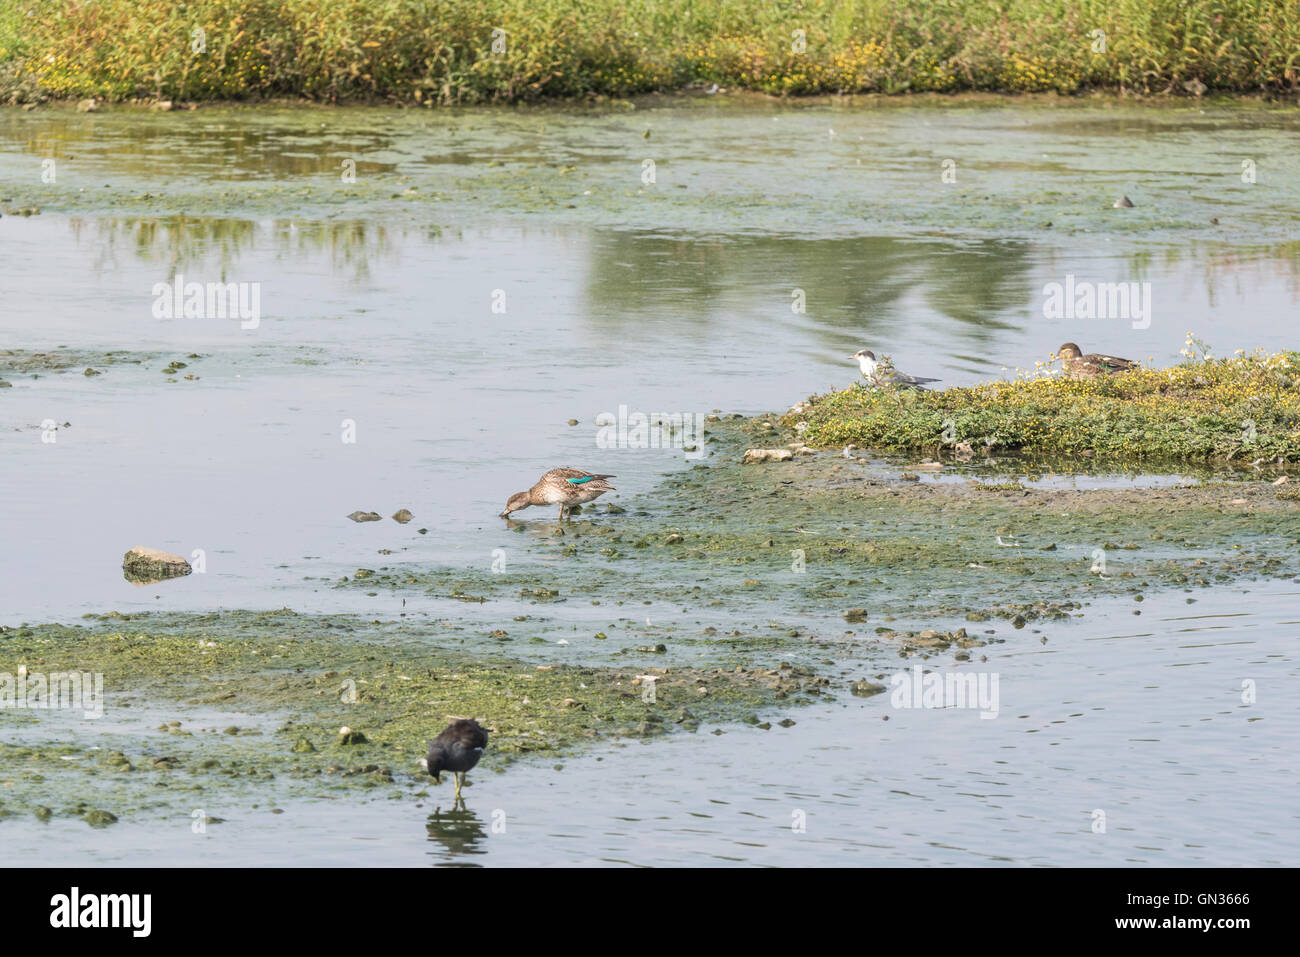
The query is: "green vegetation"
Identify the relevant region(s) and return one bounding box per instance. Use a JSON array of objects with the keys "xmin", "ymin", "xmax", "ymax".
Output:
[
  {"xmin": 791, "ymin": 347, "xmax": 1300, "ymax": 462},
  {"xmin": 0, "ymin": 610, "xmax": 822, "ymax": 820},
  {"xmin": 2, "ymin": 0, "xmax": 1298, "ymax": 104}
]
